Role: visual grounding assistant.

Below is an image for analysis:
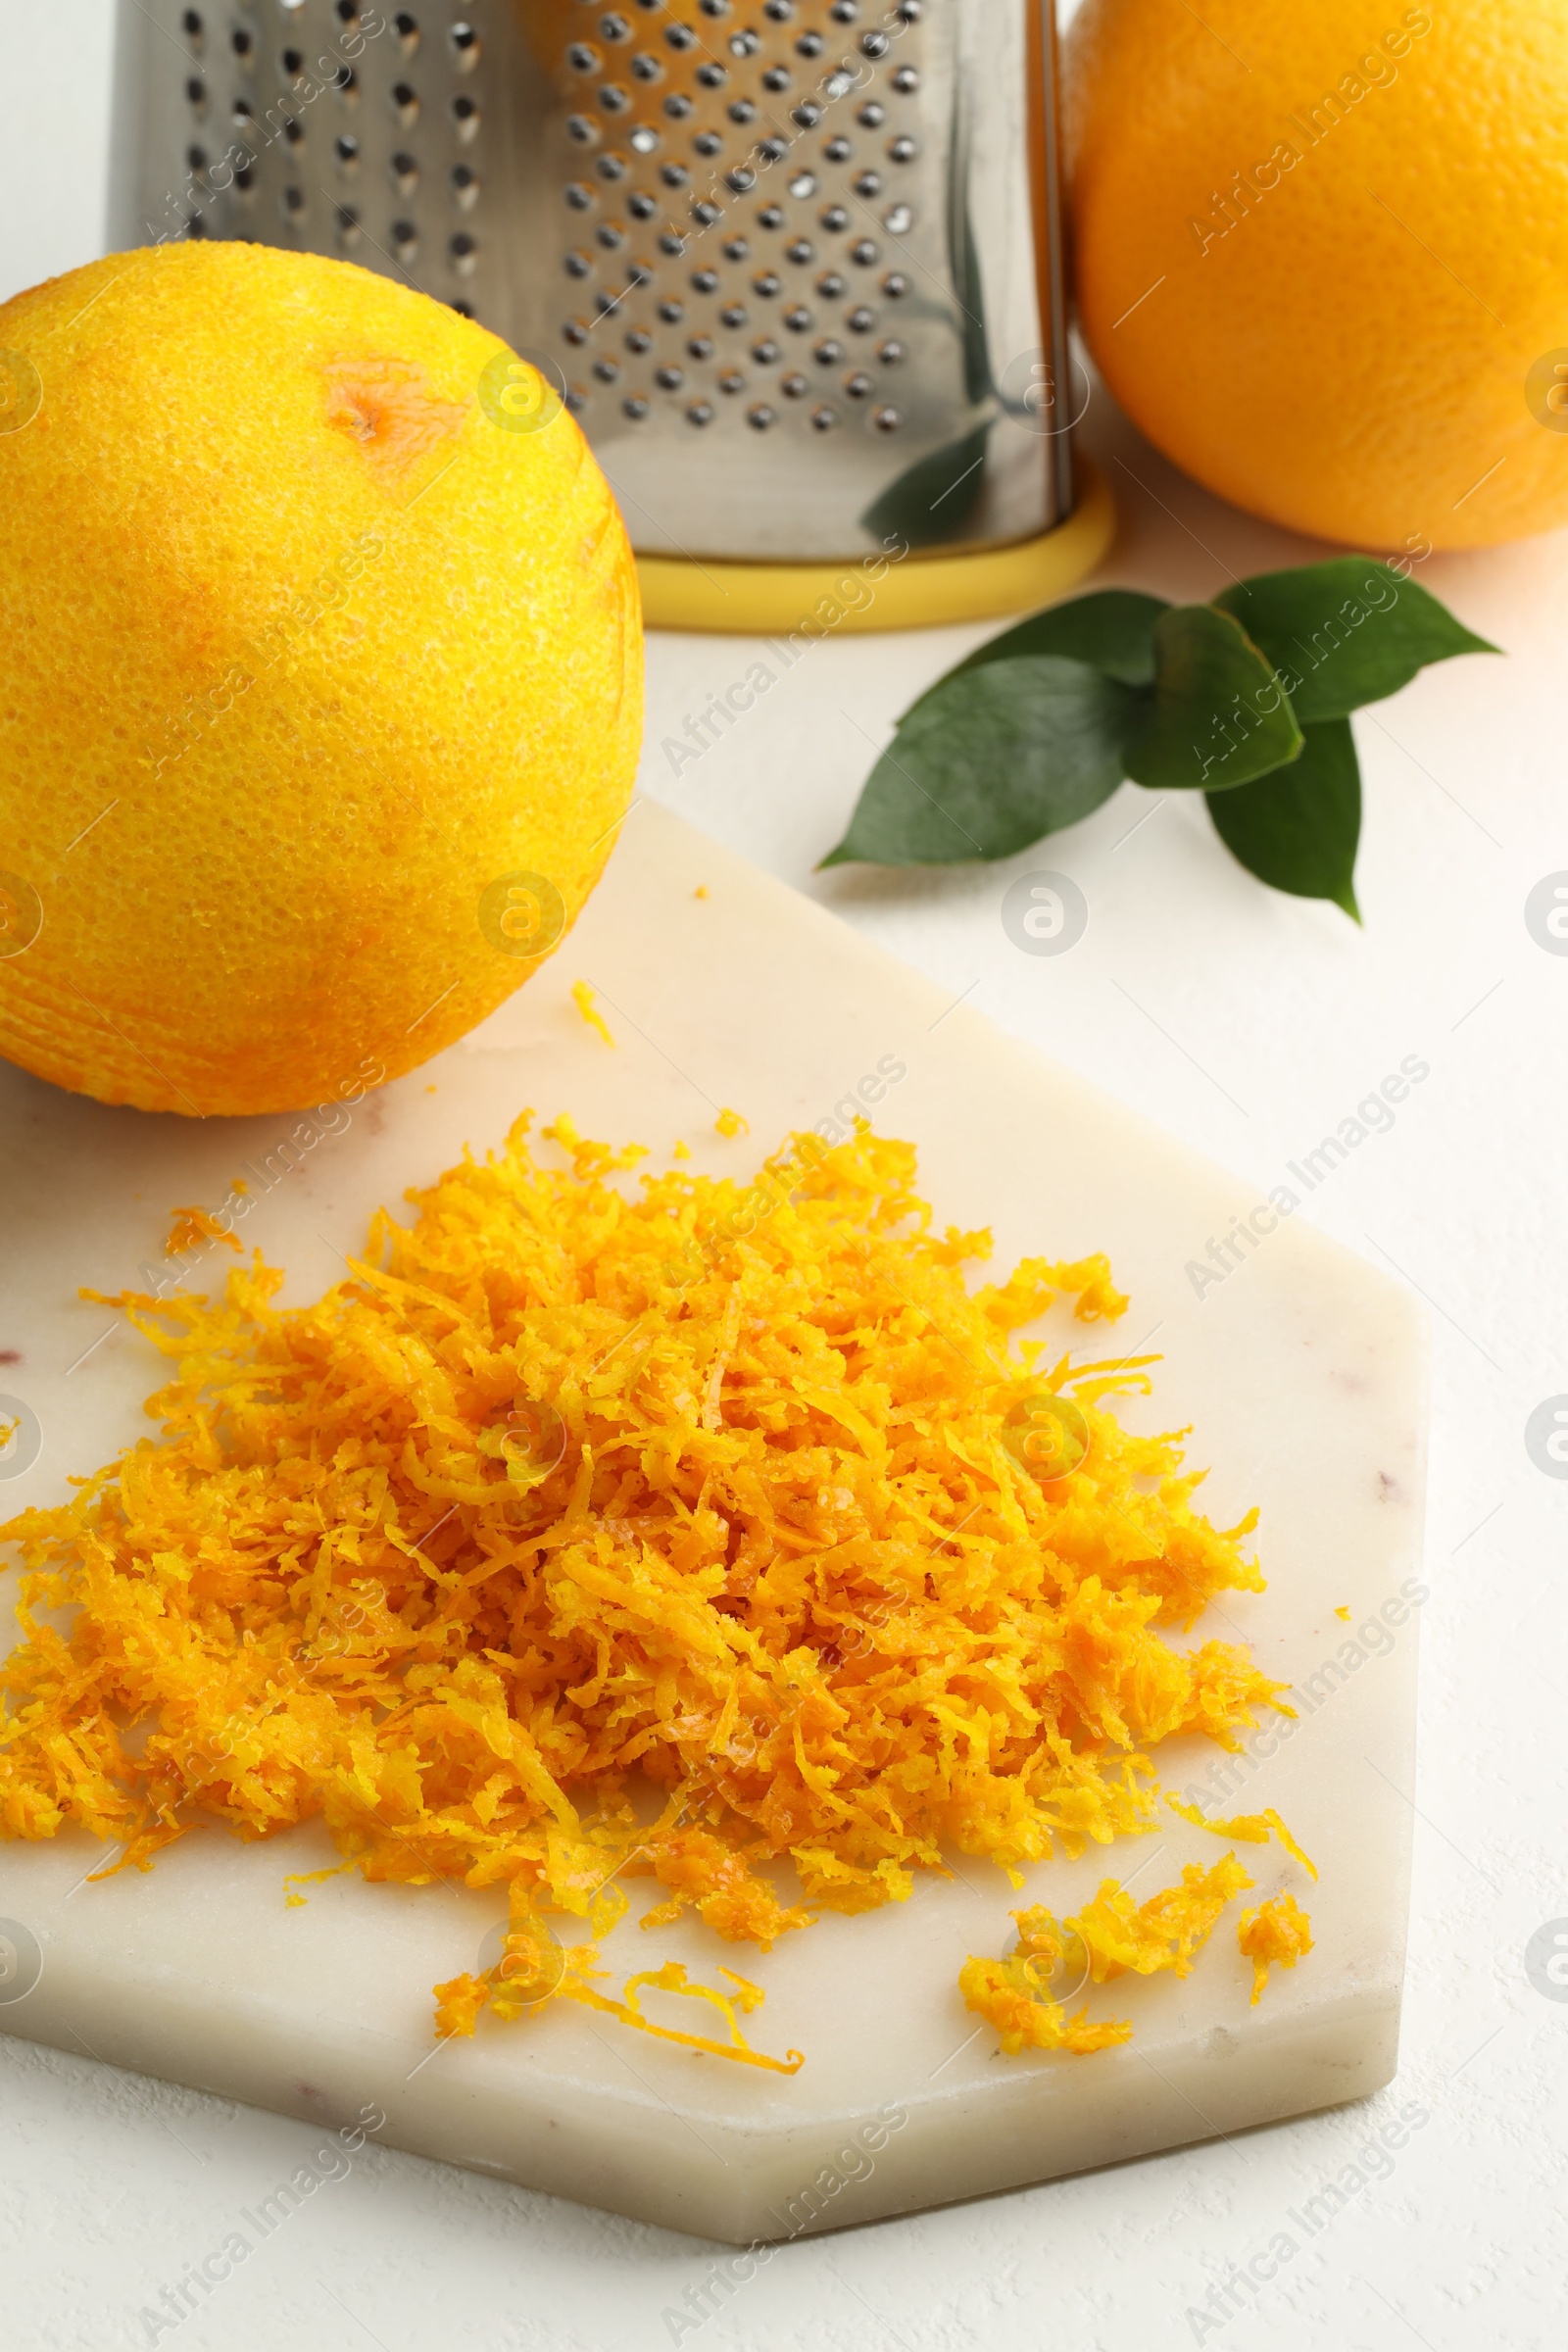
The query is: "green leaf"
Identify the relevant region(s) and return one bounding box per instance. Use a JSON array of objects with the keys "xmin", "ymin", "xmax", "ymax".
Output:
[
  {"xmin": 820, "ymin": 656, "xmax": 1140, "ymax": 868},
  {"xmin": 951, "ymin": 588, "xmax": 1172, "ymax": 688},
  {"xmin": 1206, "ymin": 716, "xmax": 1361, "ymax": 918},
  {"xmin": 1213, "ymin": 558, "xmax": 1499, "ymax": 725},
  {"xmin": 858, "ymin": 419, "xmax": 996, "ymax": 550},
  {"xmin": 1124, "ymin": 605, "xmax": 1304, "ymax": 792}
]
